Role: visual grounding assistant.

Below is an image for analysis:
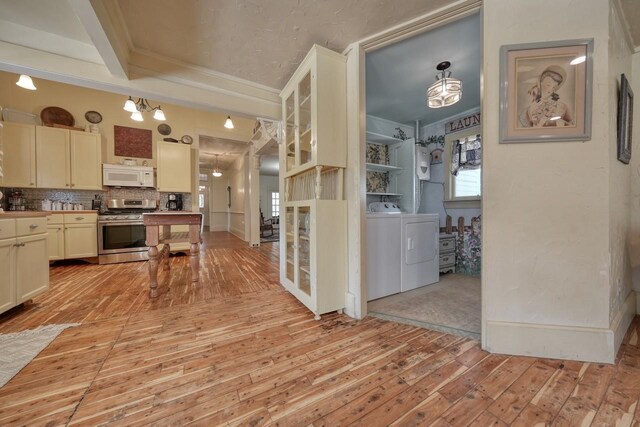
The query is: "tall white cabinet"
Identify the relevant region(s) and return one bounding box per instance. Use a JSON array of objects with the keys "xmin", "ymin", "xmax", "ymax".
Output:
[{"xmin": 280, "ymin": 45, "xmax": 348, "ymax": 319}]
